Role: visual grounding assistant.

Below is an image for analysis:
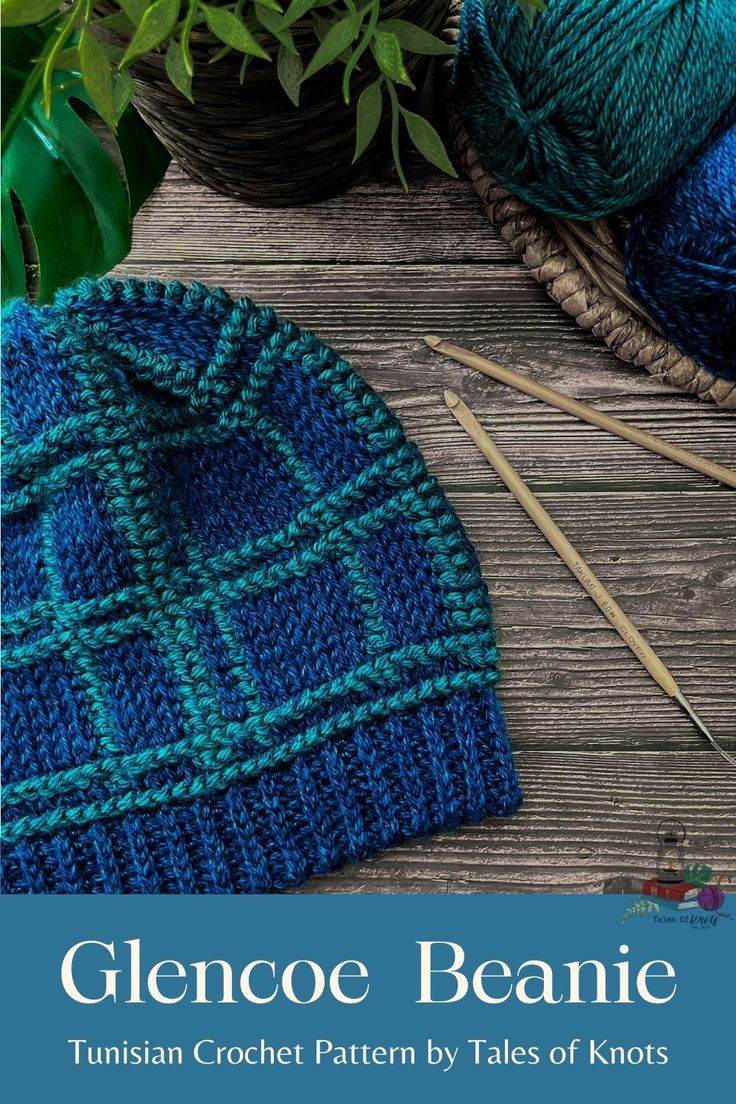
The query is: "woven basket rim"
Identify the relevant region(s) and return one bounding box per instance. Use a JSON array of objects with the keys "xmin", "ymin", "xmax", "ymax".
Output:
[{"xmin": 443, "ymin": 9, "xmax": 735, "ymax": 410}]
